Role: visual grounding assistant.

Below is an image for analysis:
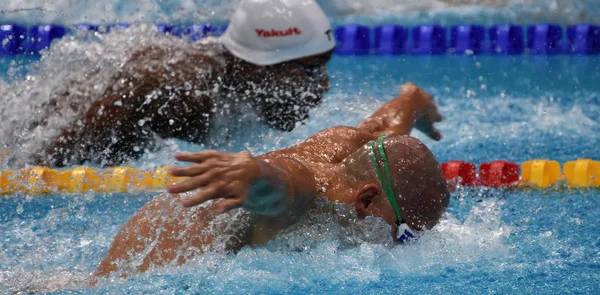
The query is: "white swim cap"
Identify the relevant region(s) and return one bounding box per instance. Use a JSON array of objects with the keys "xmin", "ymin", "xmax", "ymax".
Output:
[{"xmin": 220, "ymin": 0, "xmax": 335, "ymax": 66}]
